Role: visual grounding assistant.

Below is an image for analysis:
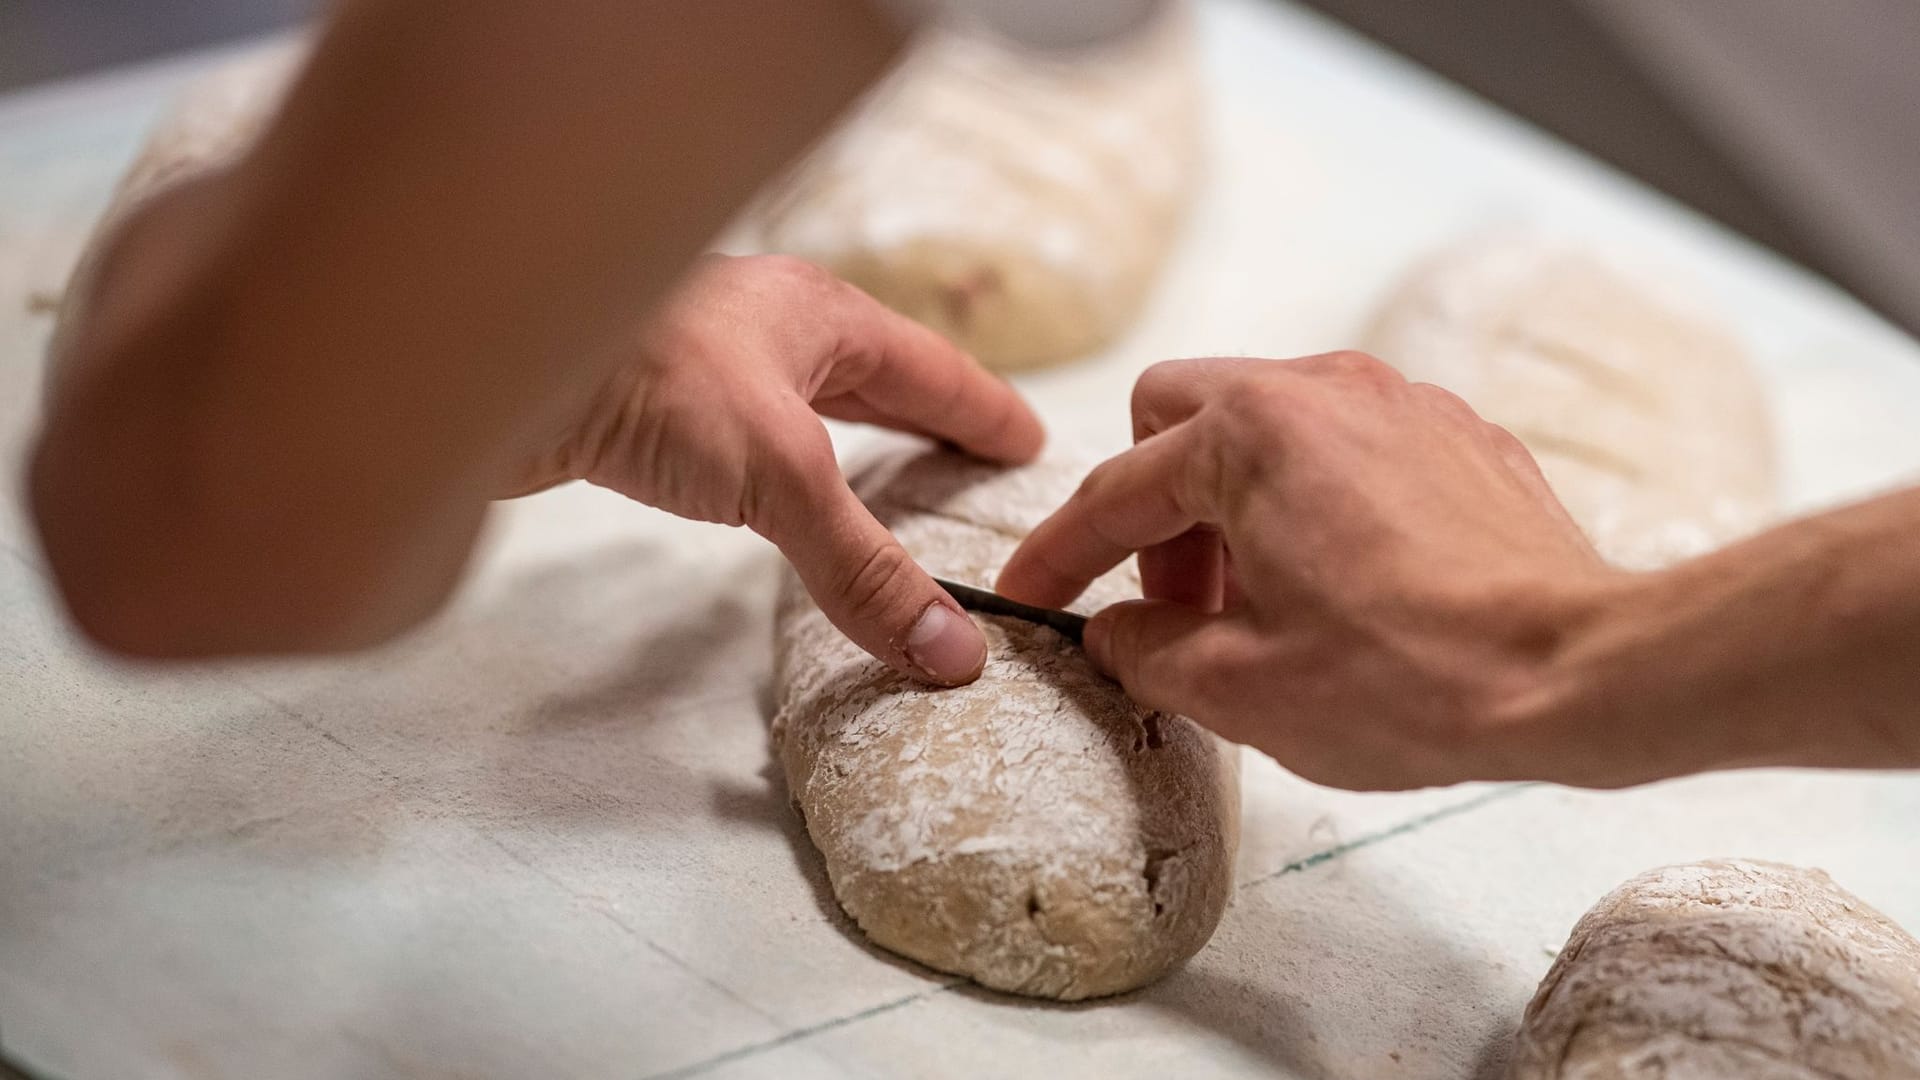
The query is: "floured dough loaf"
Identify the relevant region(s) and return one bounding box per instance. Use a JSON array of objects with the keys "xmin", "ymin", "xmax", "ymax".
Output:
[
  {"xmin": 51, "ymin": 42, "xmax": 305, "ymax": 364},
  {"xmin": 747, "ymin": 5, "xmax": 1203, "ymax": 372},
  {"xmin": 1511, "ymin": 859, "xmax": 1920, "ymax": 1079},
  {"xmin": 771, "ymin": 450, "xmax": 1241, "ymax": 1000},
  {"xmin": 1363, "ymin": 235, "xmax": 1776, "ymax": 569}
]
